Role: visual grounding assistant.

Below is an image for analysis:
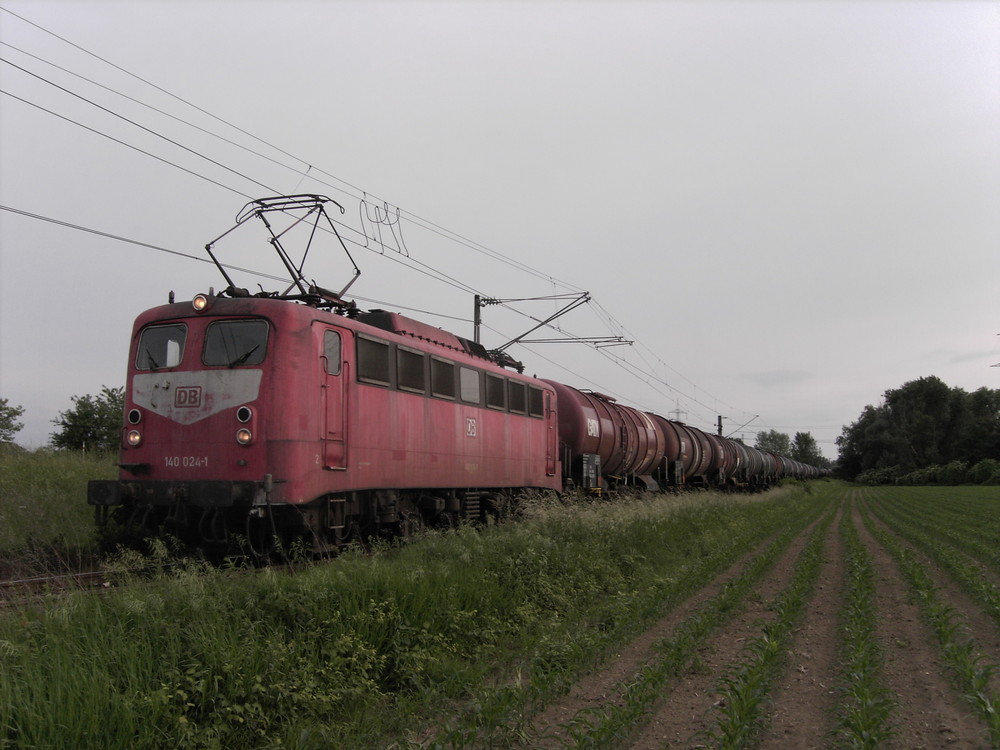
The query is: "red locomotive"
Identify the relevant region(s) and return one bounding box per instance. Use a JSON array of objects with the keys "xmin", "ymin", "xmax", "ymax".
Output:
[{"xmin": 87, "ymin": 196, "xmax": 824, "ymax": 553}]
